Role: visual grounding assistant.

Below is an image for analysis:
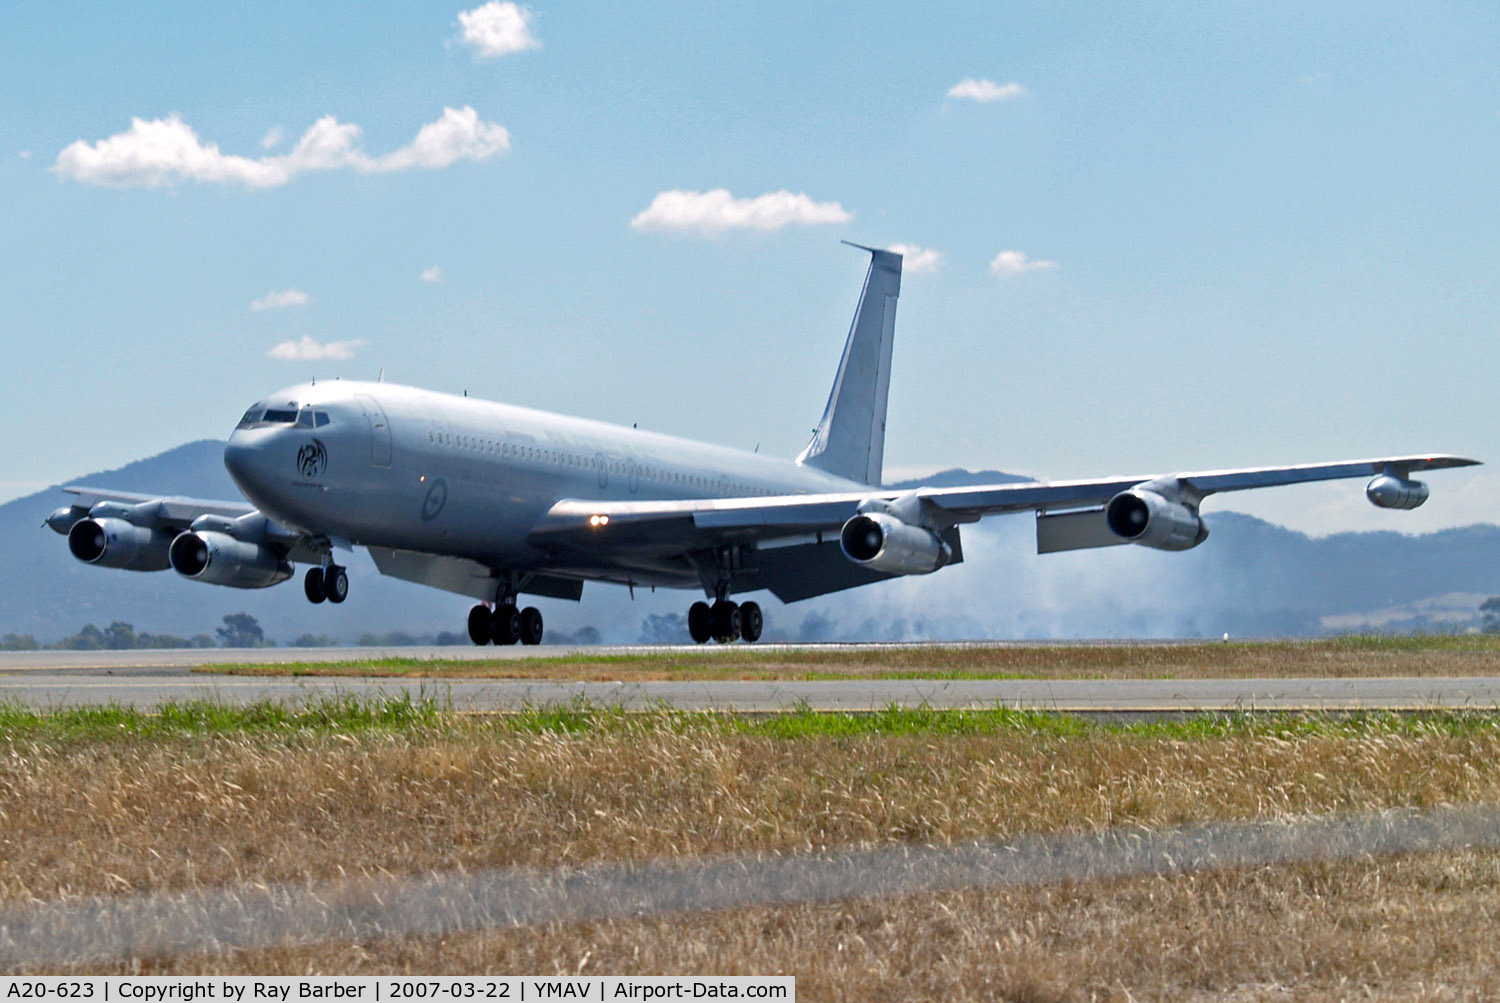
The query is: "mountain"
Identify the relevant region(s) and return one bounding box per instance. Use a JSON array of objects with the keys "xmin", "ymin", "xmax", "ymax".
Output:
[{"xmin": 5, "ymin": 443, "xmax": 1498, "ymax": 644}]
